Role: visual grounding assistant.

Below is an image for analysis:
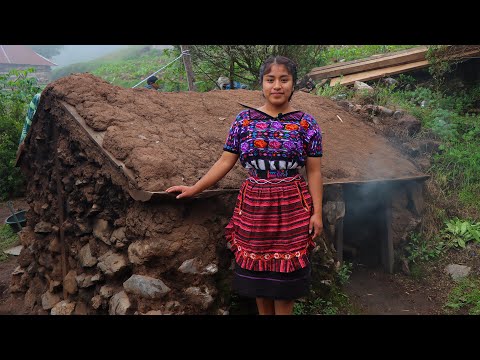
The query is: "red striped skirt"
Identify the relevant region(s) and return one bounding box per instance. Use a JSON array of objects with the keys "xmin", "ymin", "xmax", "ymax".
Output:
[{"xmin": 225, "ymin": 175, "xmax": 315, "ymax": 273}]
